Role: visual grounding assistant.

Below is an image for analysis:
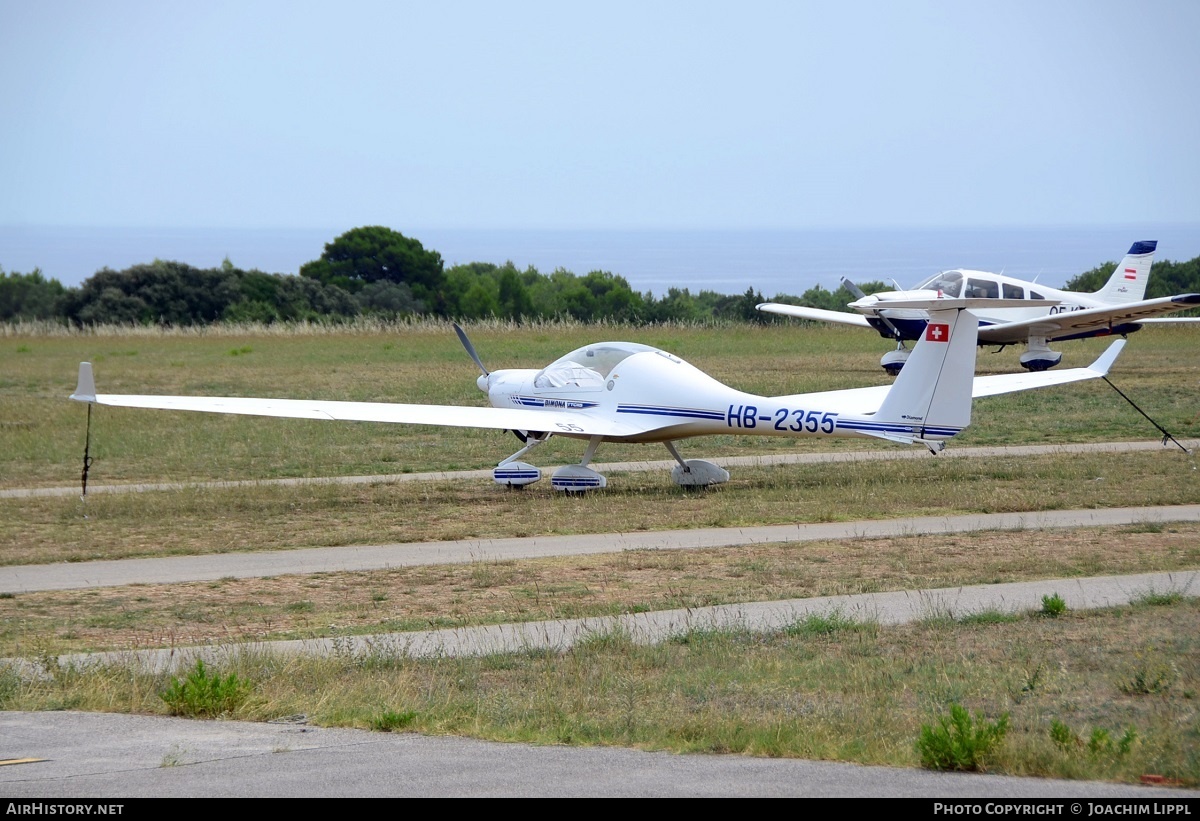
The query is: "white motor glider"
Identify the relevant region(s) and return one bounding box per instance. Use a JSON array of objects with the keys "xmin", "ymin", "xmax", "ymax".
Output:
[
  {"xmin": 757, "ymin": 240, "xmax": 1199, "ymax": 374},
  {"xmin": 70, "ymin": 297, "xmax": 1125, "ymax": 492}
]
